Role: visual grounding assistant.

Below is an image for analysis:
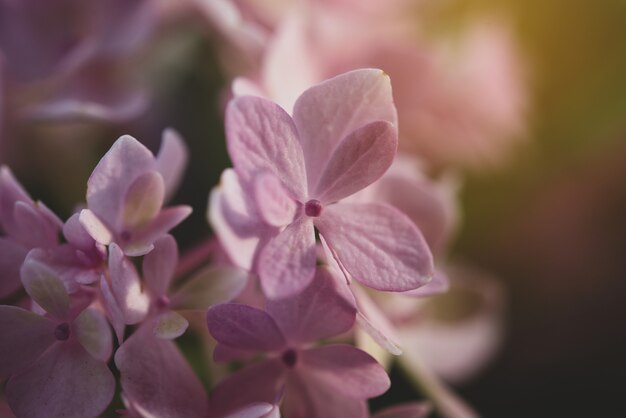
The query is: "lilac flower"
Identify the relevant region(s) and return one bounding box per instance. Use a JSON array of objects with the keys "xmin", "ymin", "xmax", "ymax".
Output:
[
  {"xmin": 212, "ymin": 68, "xmax": 433, "ymax": 299},
  {"xmin": 207, "ymin": 266, "xmax": 390, "ymax": 417},
  {"xmin": 0, "ymin": 166, "xmax": 62, "ymax": 298},
  {"xmin": 0, "ymin": 257, "xmax": 114, "ymax": 418},
  {"xmin": 79, "ymin": 130, "xmax": 191, "ymax": 257},
  {"xmin": 114, "ymin": 235, "xmax": 247, "ymax": 418}
]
